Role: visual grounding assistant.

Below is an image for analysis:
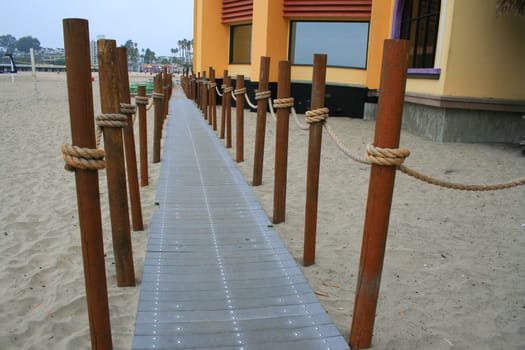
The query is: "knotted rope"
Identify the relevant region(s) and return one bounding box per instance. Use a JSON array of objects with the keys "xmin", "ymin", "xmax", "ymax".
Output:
[
  {"xmin": 62, "ymin": 144, "xmax": 105, "ymax": 172},
  {"xmin": 120, "ymin": 103, "xmax": 137, "ymax": 124},
  {"xmin": 305, "ymin": 107, "xmax": 329, "ymax": 124},
  {"xmin": 267, "ymin": 97, "xmax": 294, "ymax": 122},
  {"xmin": 322, "ymin": 118, "xmax": 525, "ymax": 191},
  {"xmin": 152, "ymin": 92, "xmax": 164, "ymax": 100},
  {"xmin": 244, "ymin": 89, "xmax": 271, "ymax": 109},
  {"xmin": 95, "ymin": 113, "xmax": 128, "ymax": 148},
  {"xmin": 366, "ymin": 144, "xmax": 410, "ymax": 166},
  {"xmin": 135, "ymin": 95, "xmax": 153, "ymax": 111},
  {"xmin": 234, "ymin": 87, "xmax": 246, "ymax": 95}
]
